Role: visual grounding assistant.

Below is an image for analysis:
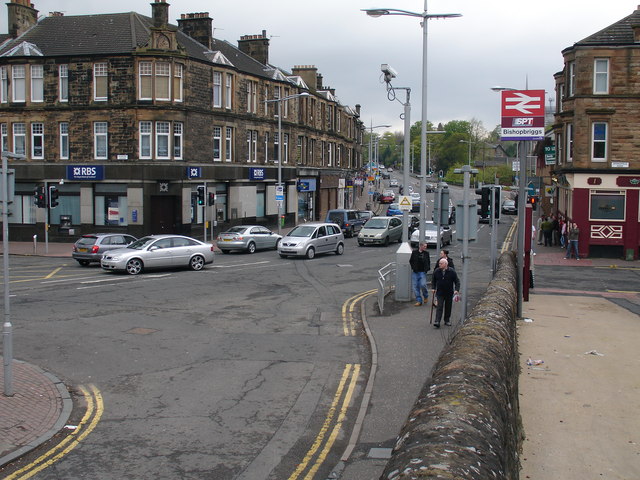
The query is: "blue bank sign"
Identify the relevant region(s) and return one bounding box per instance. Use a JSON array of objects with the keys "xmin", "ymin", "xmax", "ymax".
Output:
[{"xmin": 67, "ymin": 165, "xmax": 105, "ymax": 180}]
